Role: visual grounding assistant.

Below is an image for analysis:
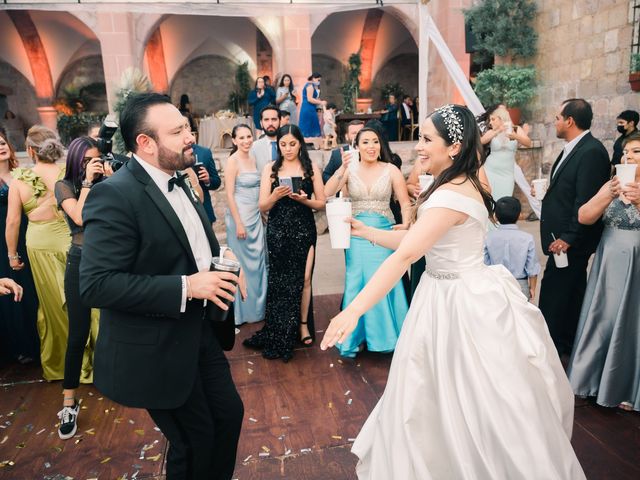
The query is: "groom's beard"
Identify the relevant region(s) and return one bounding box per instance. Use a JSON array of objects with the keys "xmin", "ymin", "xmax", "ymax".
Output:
[{"xmin": 158, "ymin": 143, "xmax": 194, "ymax": 171}]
